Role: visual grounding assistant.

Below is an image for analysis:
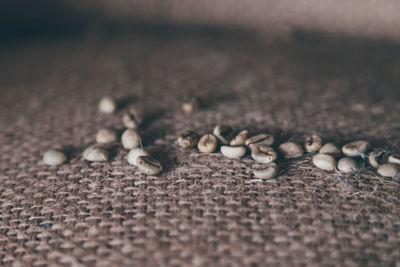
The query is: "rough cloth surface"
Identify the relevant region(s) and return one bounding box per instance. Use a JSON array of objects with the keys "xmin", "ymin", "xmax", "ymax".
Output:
[{"xmin": 0, "ymin": 32, "xmax": 400, "ymax": 266}]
